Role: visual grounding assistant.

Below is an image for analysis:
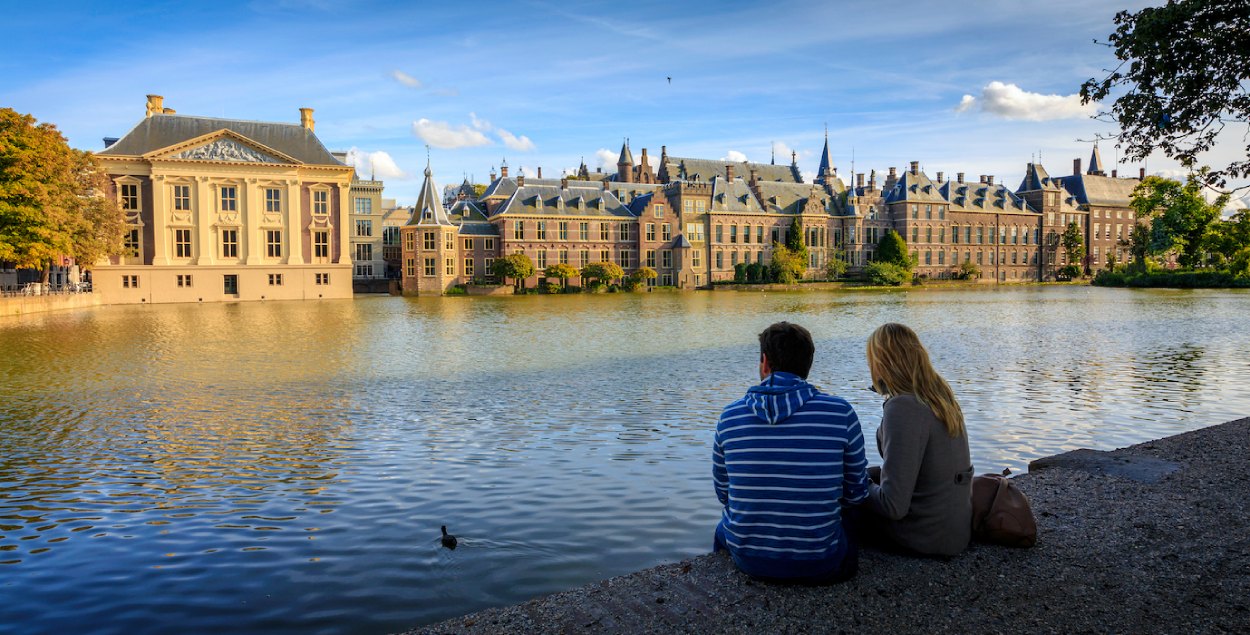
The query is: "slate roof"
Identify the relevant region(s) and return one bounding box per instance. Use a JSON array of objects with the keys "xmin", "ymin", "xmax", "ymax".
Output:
[
  {"xmin": 1055, "ymin": 173, "xmax": 1140, "ymax": 208},
  {"xmin": 663, "ymin": 156, "xmax": 801, "ymax": 184},
  {"xmin": 754, "ymin": 181, "xmax": 833, "ymax": 215},
  {"xmin": 884, "ymin": 169, "xmax": 949, "ymax": 205},
  {"xmin": 481, "ymin": 177, "xmax": 607, "ymax": 201},
  {"xmin": 409, "ymin": 166, "xmax": 454, "ymax": 227},
  {"xmin": 98, "ymin": 114, "xmax": 343, "ymax": 165},
  {"xmin": 492, "ymin": 185, "xmax": 634, "ymax": 218},
  {"xmin": 941, "ymin": 178, "xmax": 1033, "ymax": 214},
  {"xmin": 1017, "ymin": 162, "xmax": 1064, "ymax": 193}
]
